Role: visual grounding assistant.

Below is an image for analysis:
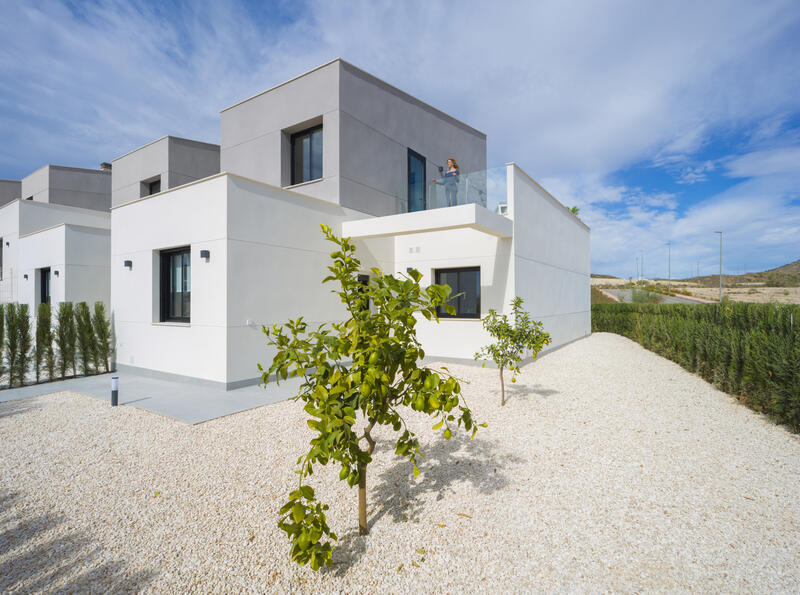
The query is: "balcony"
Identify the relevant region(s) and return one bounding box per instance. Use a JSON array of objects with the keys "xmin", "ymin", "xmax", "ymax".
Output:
[
  {"xmin": 395, "ymin": 166, "xmax": 508, "ymax": 215},
  {"xmin": 343, "ymin": 166, "xmax": 512, "ymax": 241}
]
